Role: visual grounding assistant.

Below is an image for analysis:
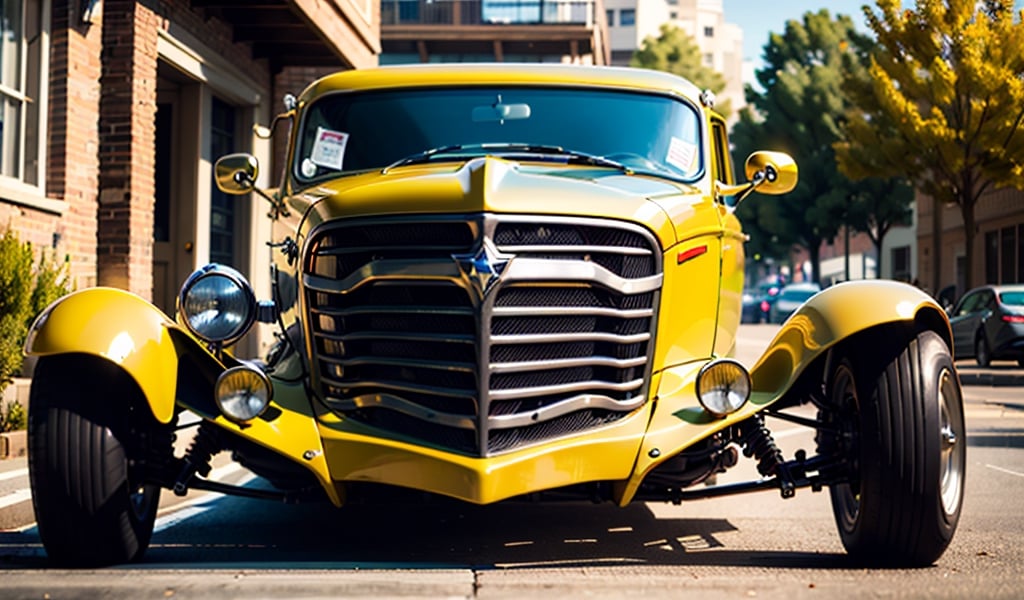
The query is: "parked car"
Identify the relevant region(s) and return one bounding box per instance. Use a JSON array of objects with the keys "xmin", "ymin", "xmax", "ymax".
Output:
[
  {"xmin": 741, "ymin": 289, "xmax": 761, "ymax": 323},
  {"xmin": 949, "ymin": 284, "xmax": 1024, "ymax": 366},
  {"xmin": 769, "ymin": 282, "xmax": 822, "ymax": 323},
  {"xmin": 25, "ymin": 63, "xmax": 964, "ymax": 568}
]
